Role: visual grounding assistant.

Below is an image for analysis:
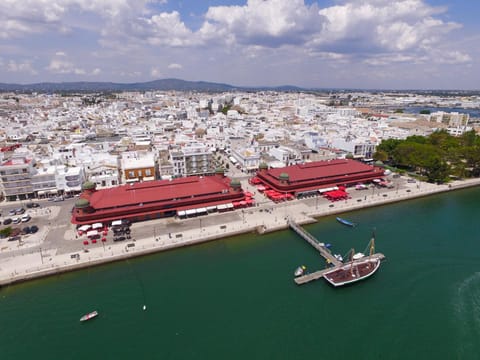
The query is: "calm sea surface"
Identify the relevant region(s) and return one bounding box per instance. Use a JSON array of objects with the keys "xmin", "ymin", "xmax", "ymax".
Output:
[{"xmin": 2, "ymin": 187, "xmax": 480, "ymax": 360}]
